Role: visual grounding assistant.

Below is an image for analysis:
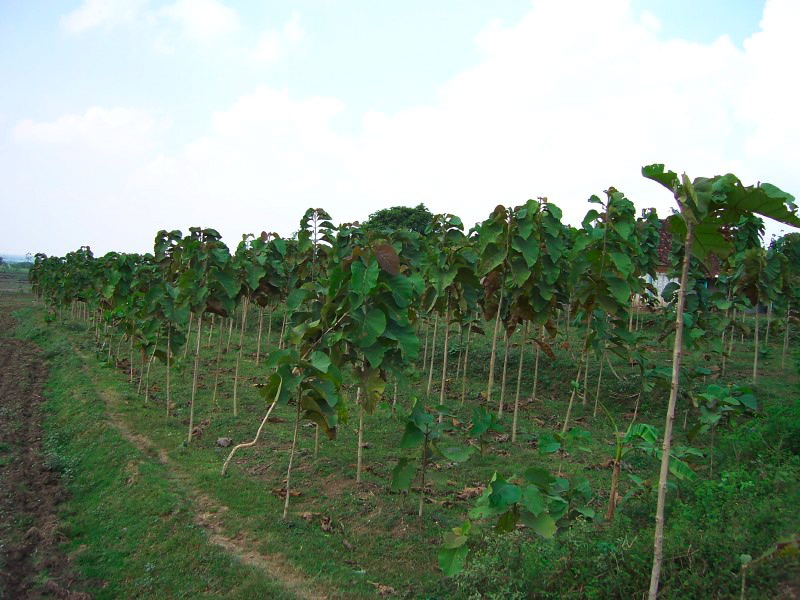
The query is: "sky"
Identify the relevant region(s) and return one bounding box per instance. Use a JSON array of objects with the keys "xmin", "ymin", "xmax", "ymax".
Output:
[{"xmin": 1, "ymin": 0, "xmax": 798, "ymax": 257}]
